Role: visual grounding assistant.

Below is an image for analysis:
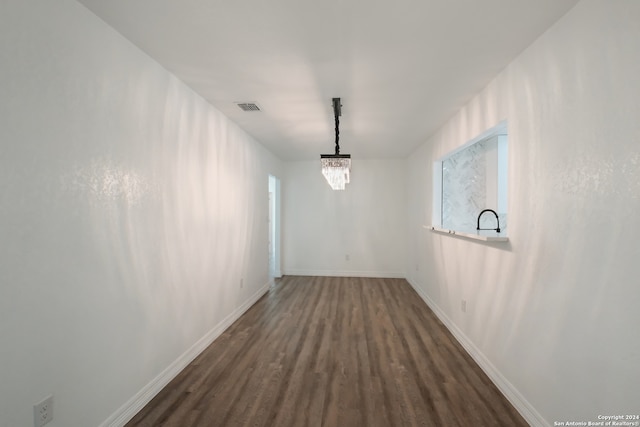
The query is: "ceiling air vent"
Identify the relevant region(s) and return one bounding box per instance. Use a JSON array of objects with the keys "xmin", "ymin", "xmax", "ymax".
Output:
[{"xmin": 236, "ymin": 102, "xmax": 261, "ymax": 112}]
